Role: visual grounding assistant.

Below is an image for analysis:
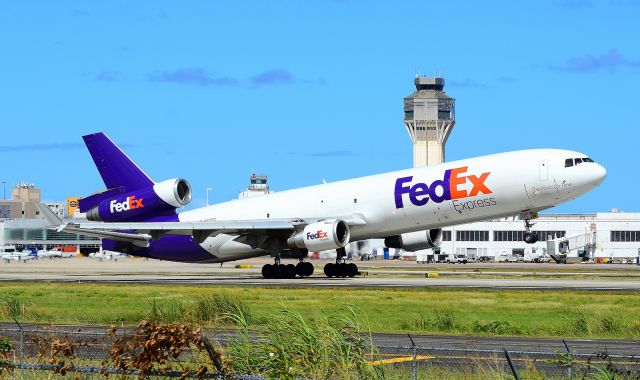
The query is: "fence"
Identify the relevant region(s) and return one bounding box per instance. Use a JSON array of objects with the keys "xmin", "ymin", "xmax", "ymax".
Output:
[{"xmin": 1, "ymin": 325, "xmax": 640, "ymax": 379}]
